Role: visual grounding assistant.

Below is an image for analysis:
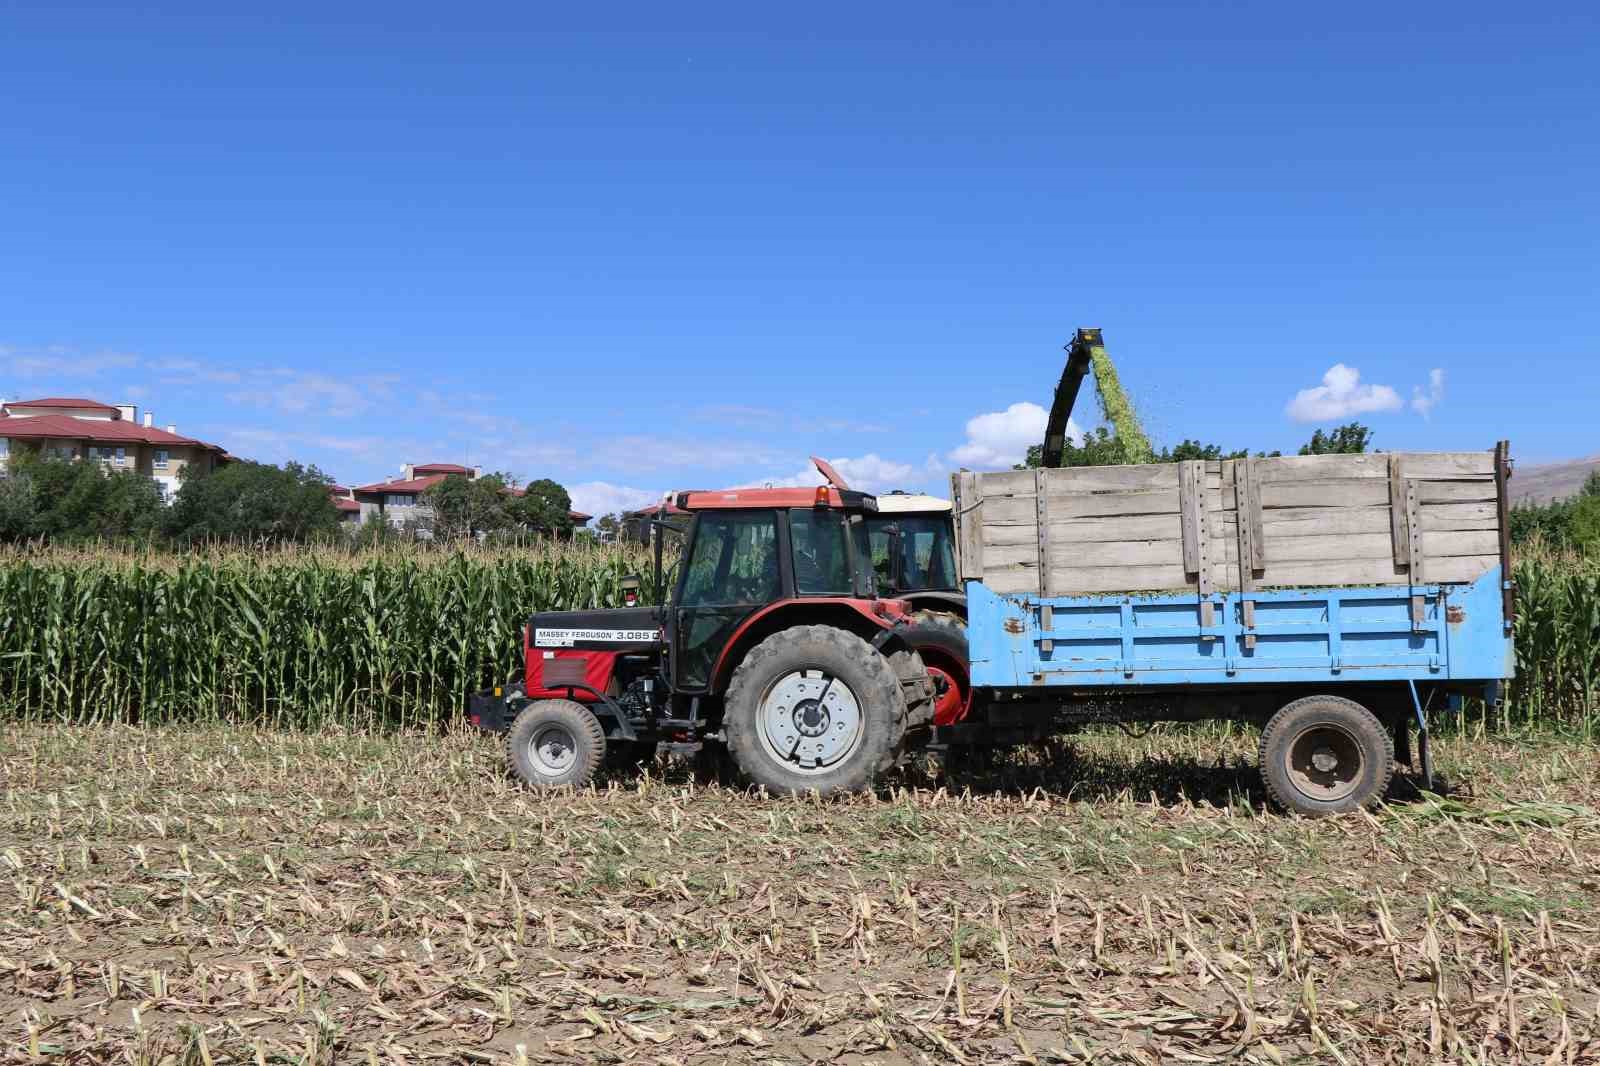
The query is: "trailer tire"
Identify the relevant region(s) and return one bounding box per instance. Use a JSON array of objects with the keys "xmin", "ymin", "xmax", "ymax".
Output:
[
  {"xmin": 724, "ymin": 625, "xmax": 906, "ymax": 796},
  {"xmin": 506, "ymin": 699, "xmax": 606, "ymax": 790},
  {"xmin": 1259, "ymin": 695, "xmax": 1393, "ymax": 817}
]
